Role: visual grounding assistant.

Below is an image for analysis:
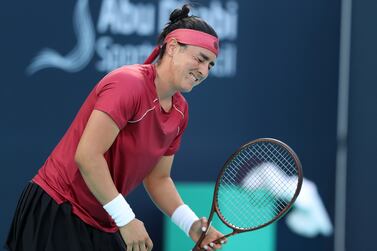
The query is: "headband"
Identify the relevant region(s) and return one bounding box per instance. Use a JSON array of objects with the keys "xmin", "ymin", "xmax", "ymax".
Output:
[{"xmin": 144, "ymin": 28, "xmax": 219, "ymax": 64}]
